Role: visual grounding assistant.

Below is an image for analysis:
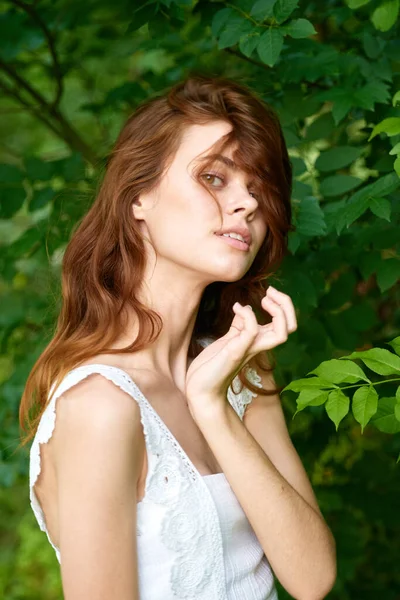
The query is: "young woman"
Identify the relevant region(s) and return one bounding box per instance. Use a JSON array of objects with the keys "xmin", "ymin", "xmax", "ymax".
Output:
[{"xmin": 20, "ymin": 75, "xmax": 336, "ymax": 600}]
